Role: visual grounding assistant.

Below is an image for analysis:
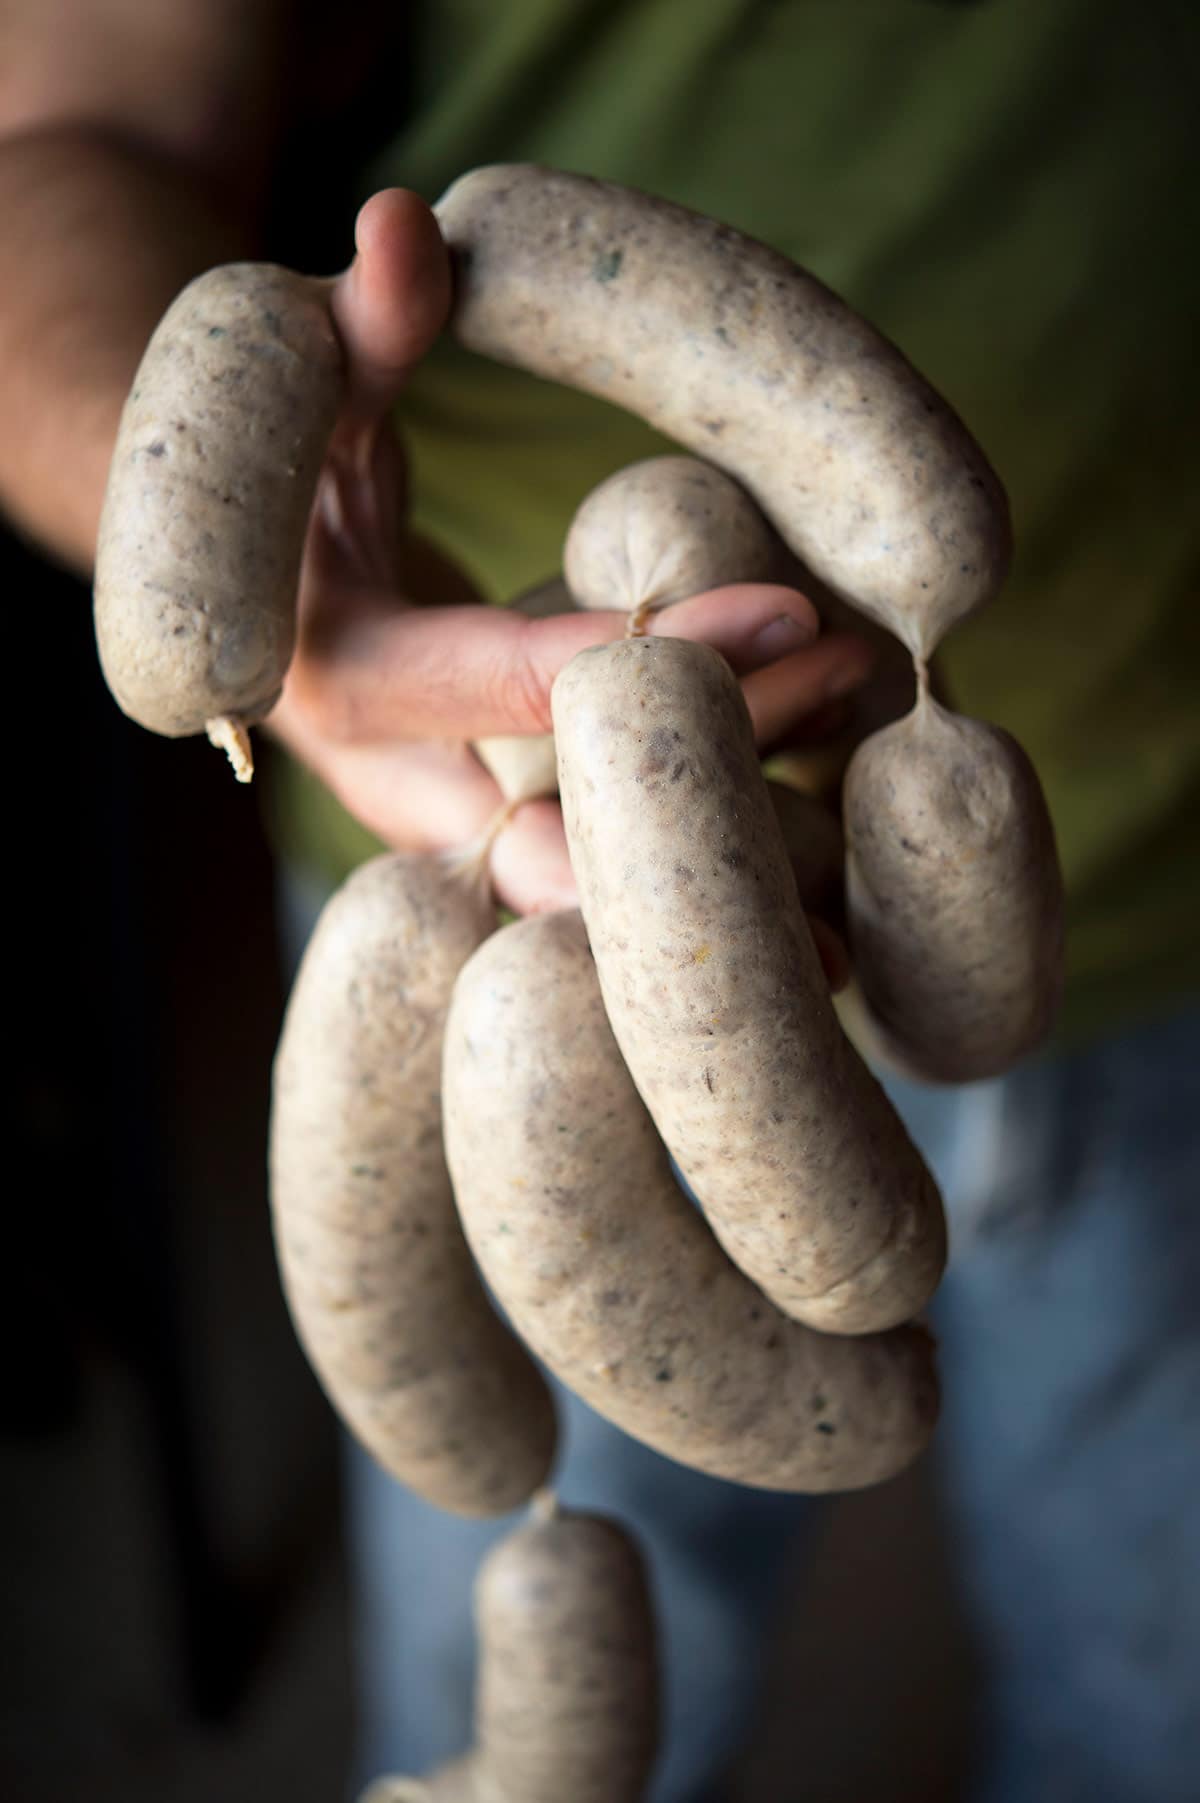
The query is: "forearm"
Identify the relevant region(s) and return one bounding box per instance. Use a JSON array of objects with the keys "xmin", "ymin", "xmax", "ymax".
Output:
[{"xmin": 0, "ymin": 125, "xmax": 252, "ymax": 573}]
